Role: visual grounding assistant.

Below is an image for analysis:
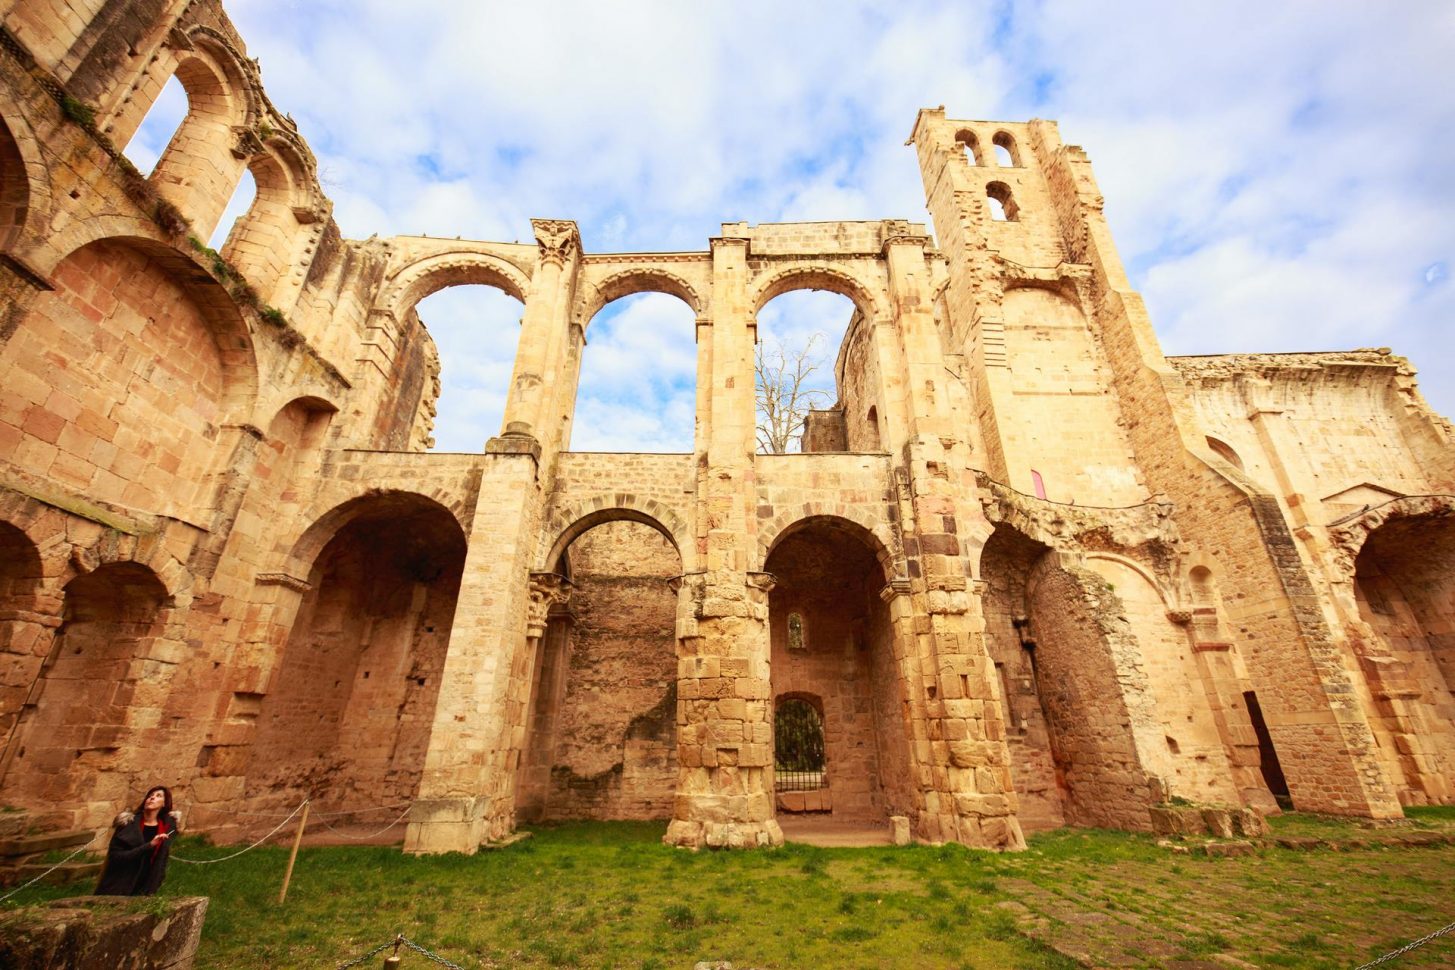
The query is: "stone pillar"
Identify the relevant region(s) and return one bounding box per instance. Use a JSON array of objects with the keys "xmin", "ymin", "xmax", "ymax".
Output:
[
  {"xmin": 151, "ymin": 115, "xmax": 252, "ymax": 243},
  {"xmin": 491, "ymin": 220, "xmax": 579, "ymax": 455},
  {"xmin": 515, "ymin": 602, "xmax": 573, "ymax": 821},
  {"xmin": 666, "ymin": 572, "xmax": 782, "ymax": 849},
  {"xmin": 509, "ymin": 572, "xmax": 574, "ymax": 805},
  {"xmin": 664, "ymin": 232, "xmax": 781, "ymax": 849},
  {"xmin": 404, "ymin": 458, "xmax": 548, "ymax": 854},
  {"xmin": 876, "ymin": 229, "xmax": 1025, "ymax": 849}
]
